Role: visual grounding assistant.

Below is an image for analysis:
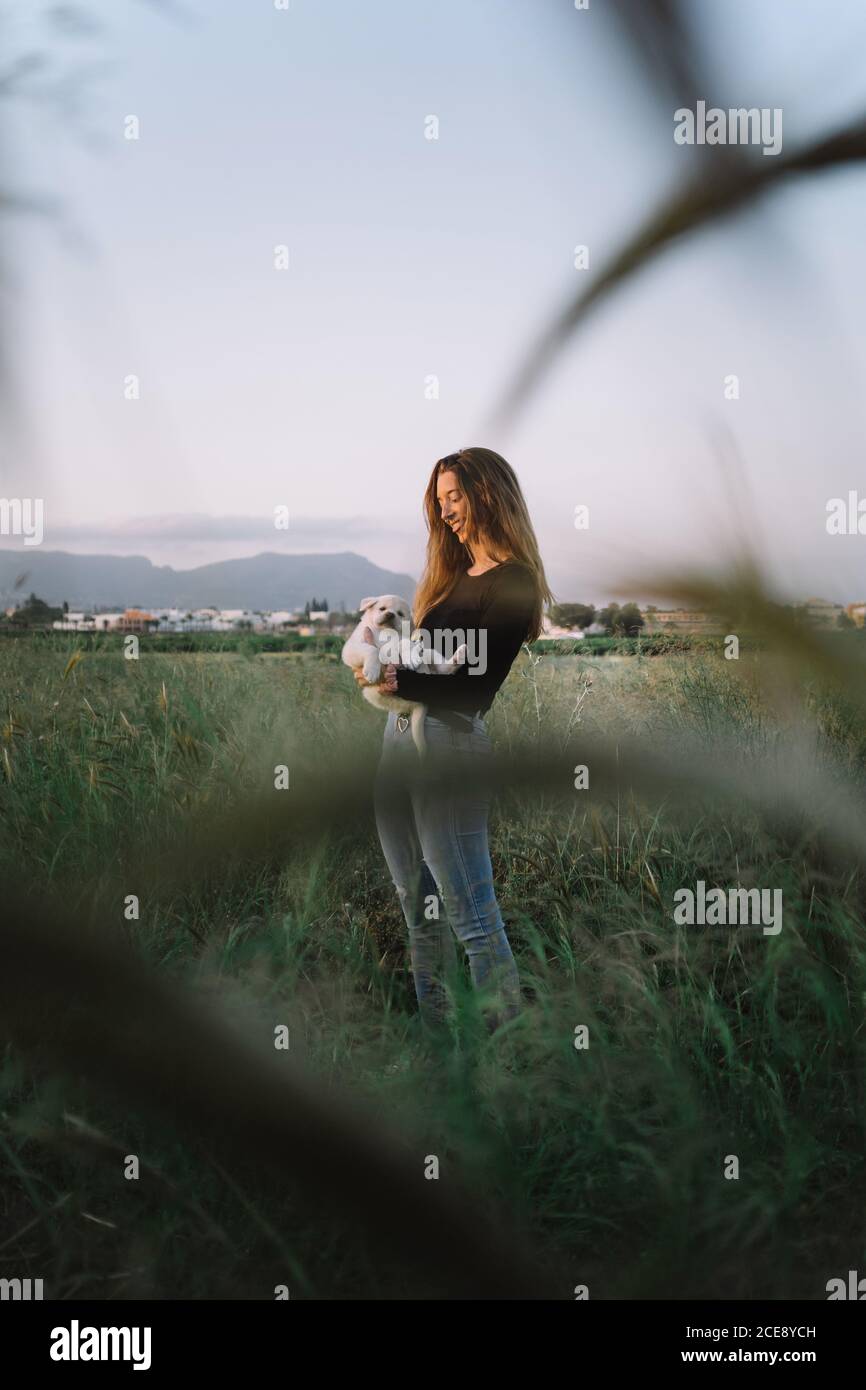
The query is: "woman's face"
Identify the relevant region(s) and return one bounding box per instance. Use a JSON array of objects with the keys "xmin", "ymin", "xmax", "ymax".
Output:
[{"xmin": 437, "ymin": 469, "xmax": 468, "ymax": 543}]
